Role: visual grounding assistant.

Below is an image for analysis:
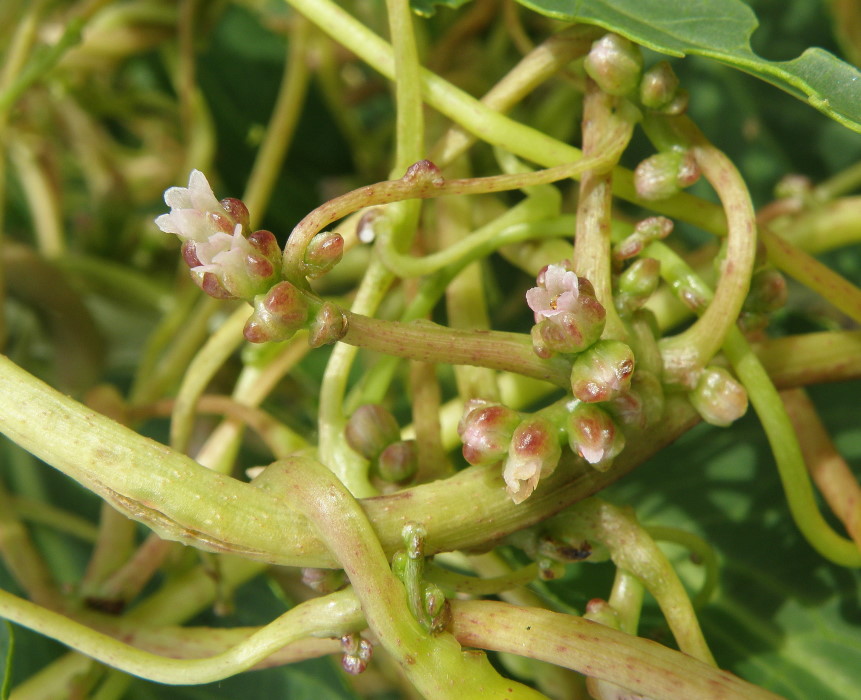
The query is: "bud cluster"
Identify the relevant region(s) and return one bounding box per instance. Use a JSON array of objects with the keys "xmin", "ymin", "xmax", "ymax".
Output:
[
  {"xmin": 340, "ymin": 633, "xmax": 373, "ymax": 675},
  {"xmin": 526, "ymin": 262, "xmax": 606, "ymax": 358},
  {"xmin": 345, "ymin": 404, "xmax": 418, "ymax": 485}
]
